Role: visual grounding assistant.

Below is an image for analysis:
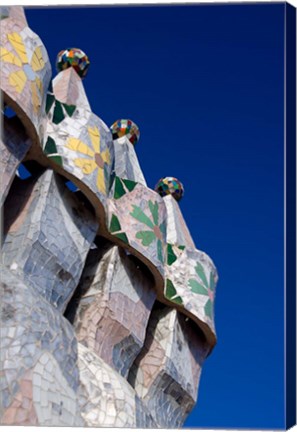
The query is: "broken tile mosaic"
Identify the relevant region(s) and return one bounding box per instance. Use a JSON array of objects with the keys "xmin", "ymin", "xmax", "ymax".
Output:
[
  {"xmin": 155, "ymin": 177, "xmax": 184, "ymax": 202},
  {"xmin": 56, "ymin": 48, "xmax": 90, "ymax": 79},
  {"xmin": 110, "ymin": 119, "xmax": 140, "ymax": 145},
  {"xmin": 1, "ymin": 6, "xmax": 218, "ymax": 428}
]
